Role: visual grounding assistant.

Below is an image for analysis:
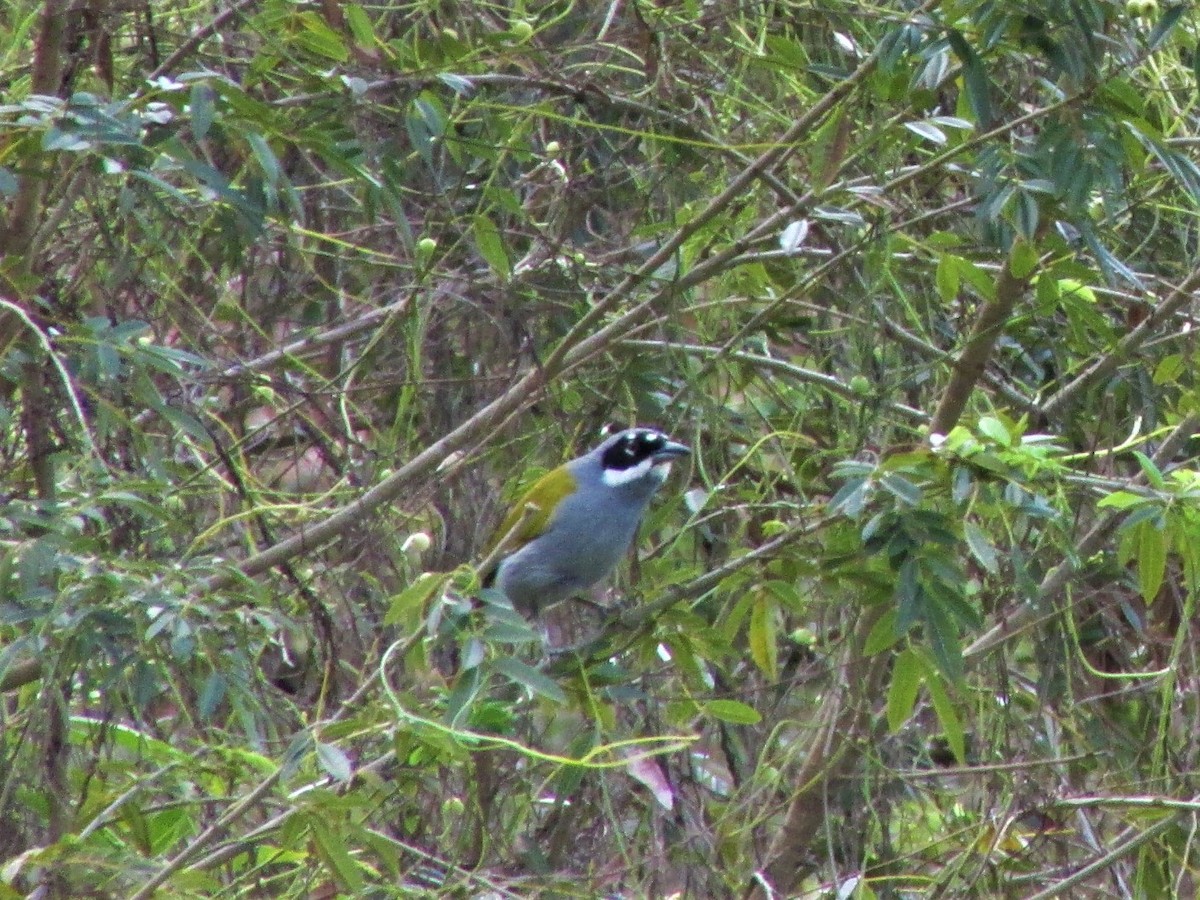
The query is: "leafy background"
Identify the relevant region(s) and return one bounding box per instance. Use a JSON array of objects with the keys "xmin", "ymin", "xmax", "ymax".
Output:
[{"xmin": 4, "ymin": 0, "xmax": 1200, "ymax": 896}]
